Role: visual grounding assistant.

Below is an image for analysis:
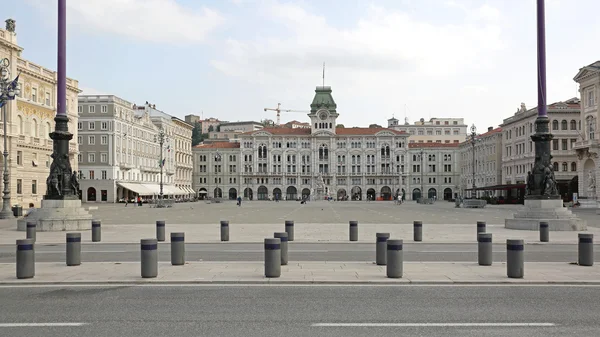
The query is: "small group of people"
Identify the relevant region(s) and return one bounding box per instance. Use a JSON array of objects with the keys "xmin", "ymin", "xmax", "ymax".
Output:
[{"xmin": 125, "ymin": 196, "xmax": 143, "ymax": 207}]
